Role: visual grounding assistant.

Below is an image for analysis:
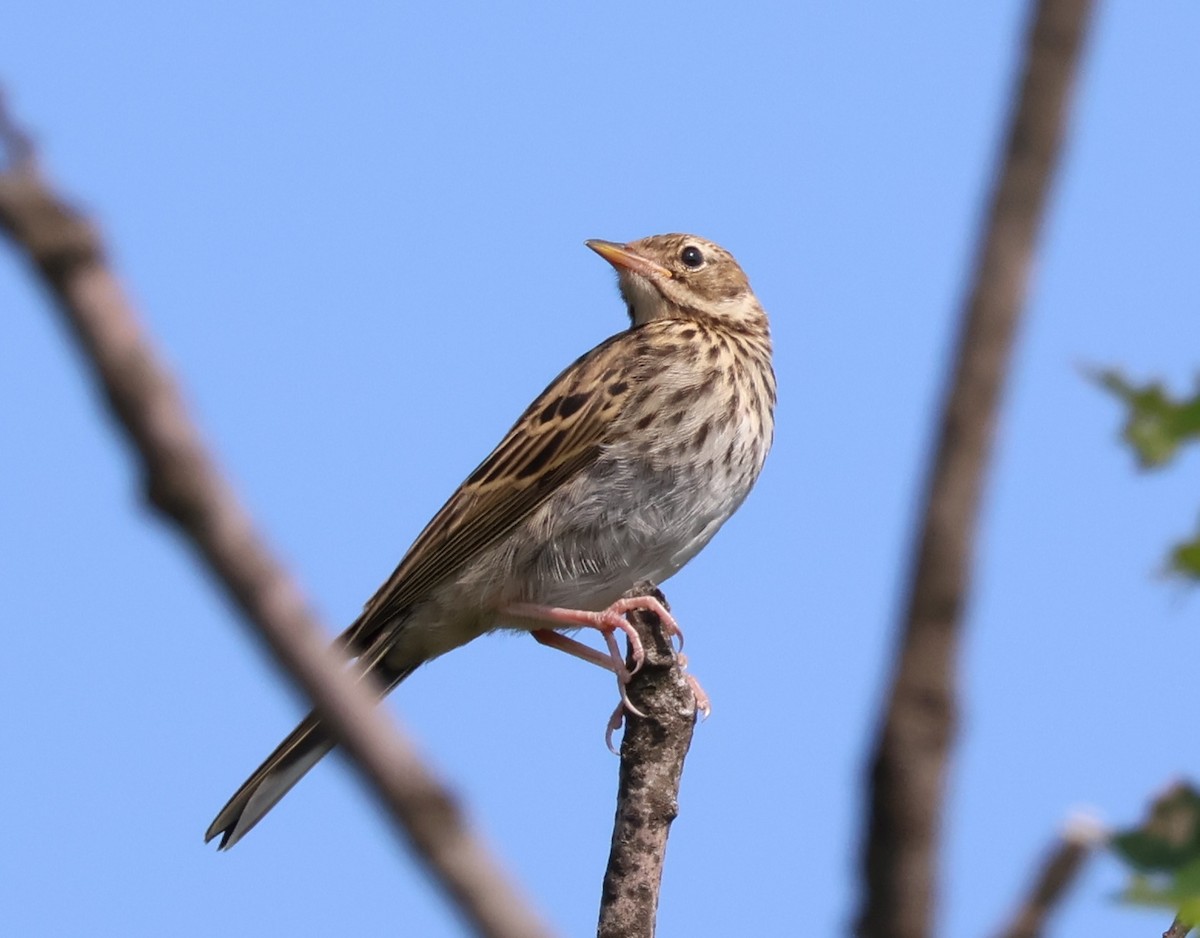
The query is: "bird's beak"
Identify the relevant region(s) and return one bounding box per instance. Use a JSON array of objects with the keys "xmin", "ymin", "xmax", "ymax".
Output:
[{"xmin": 586, "ymin": 240, "xmax": 673, "ymax": 280}]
